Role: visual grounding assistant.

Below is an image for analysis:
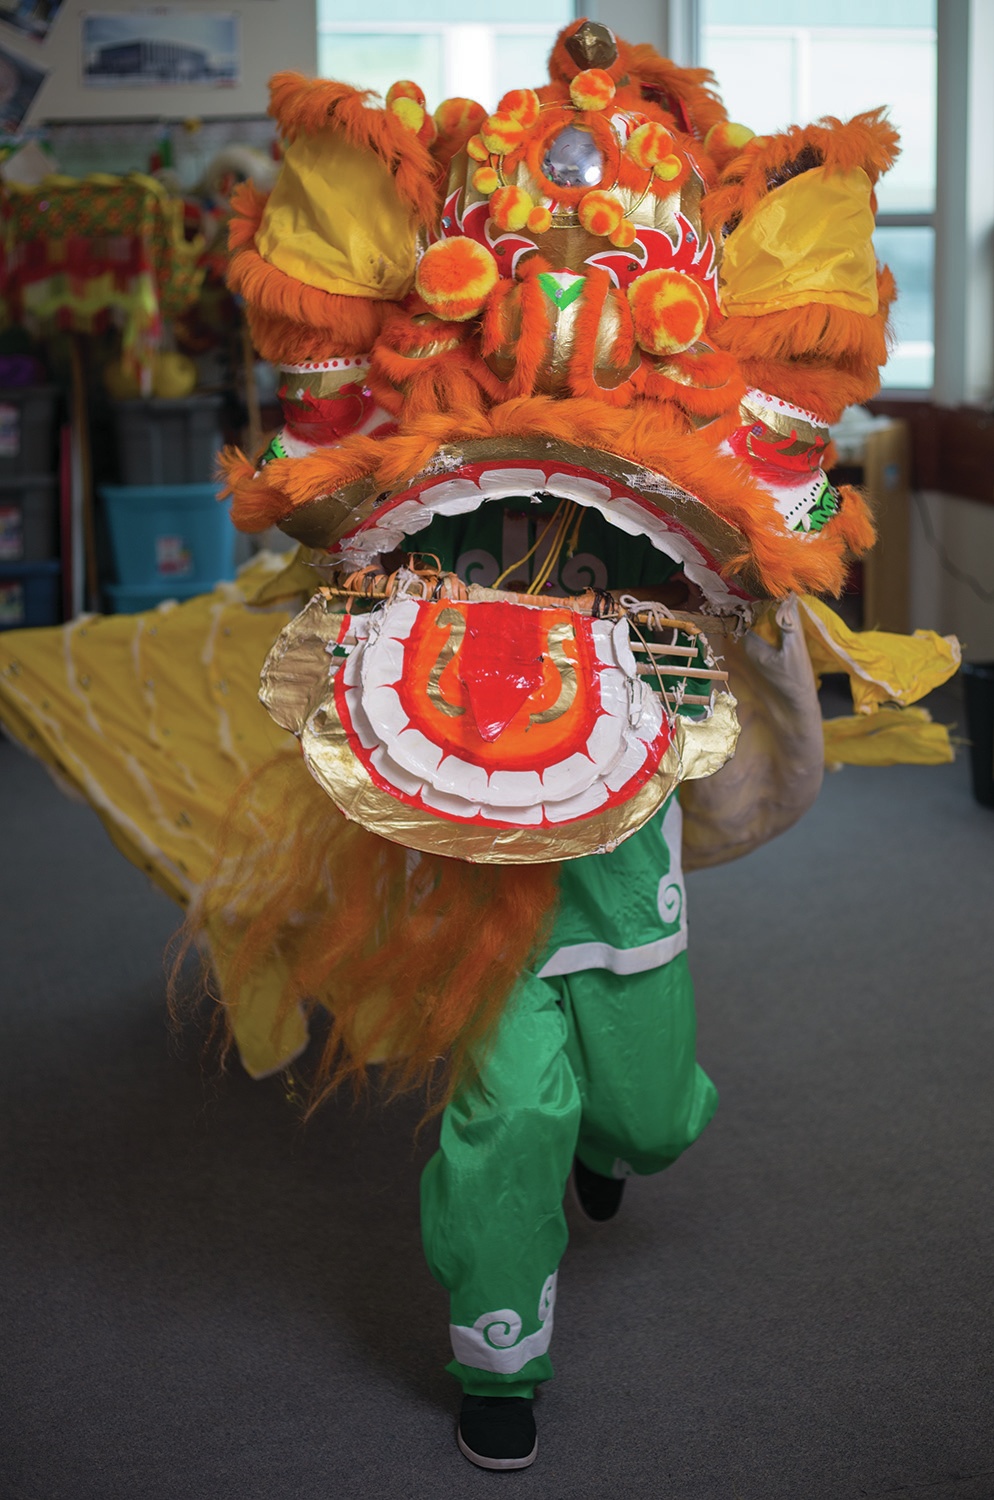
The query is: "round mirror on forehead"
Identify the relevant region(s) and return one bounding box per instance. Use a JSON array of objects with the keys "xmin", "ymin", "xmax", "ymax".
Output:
[{"xmin": 541, "ymin": 124, "xmax": 605, "ymax": 188}]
